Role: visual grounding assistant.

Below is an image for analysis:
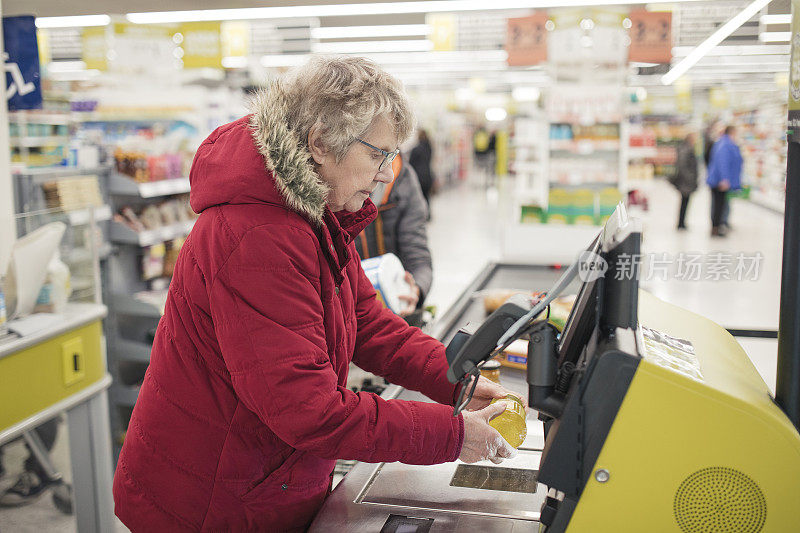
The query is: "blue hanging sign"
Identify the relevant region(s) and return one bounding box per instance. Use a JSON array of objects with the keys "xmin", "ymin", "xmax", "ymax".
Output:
[{"xmin": 3, "ymin": 15, "xmax": 42, "ymax": 110}]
